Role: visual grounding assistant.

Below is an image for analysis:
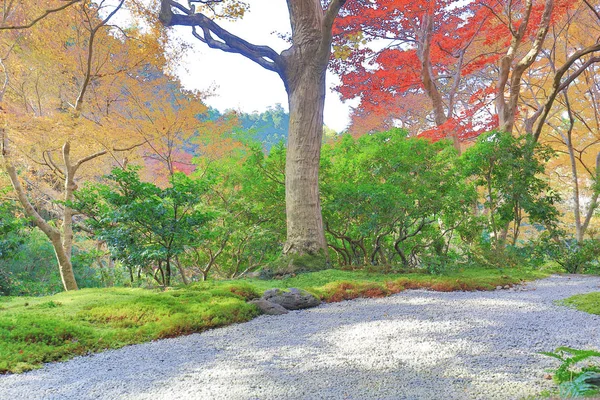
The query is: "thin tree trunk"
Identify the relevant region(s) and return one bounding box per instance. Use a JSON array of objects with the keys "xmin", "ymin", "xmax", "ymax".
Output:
[
  {"xmin": 565, "ymin": 121, "xmax": 583, "ymax": 242},
  {"xmin": 174, "ymin": 256, "xmax": 189, "ymax": 285},
  {"xmin": 2, "ymin": 156, "xmax": 79, "ymax": 290}
]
